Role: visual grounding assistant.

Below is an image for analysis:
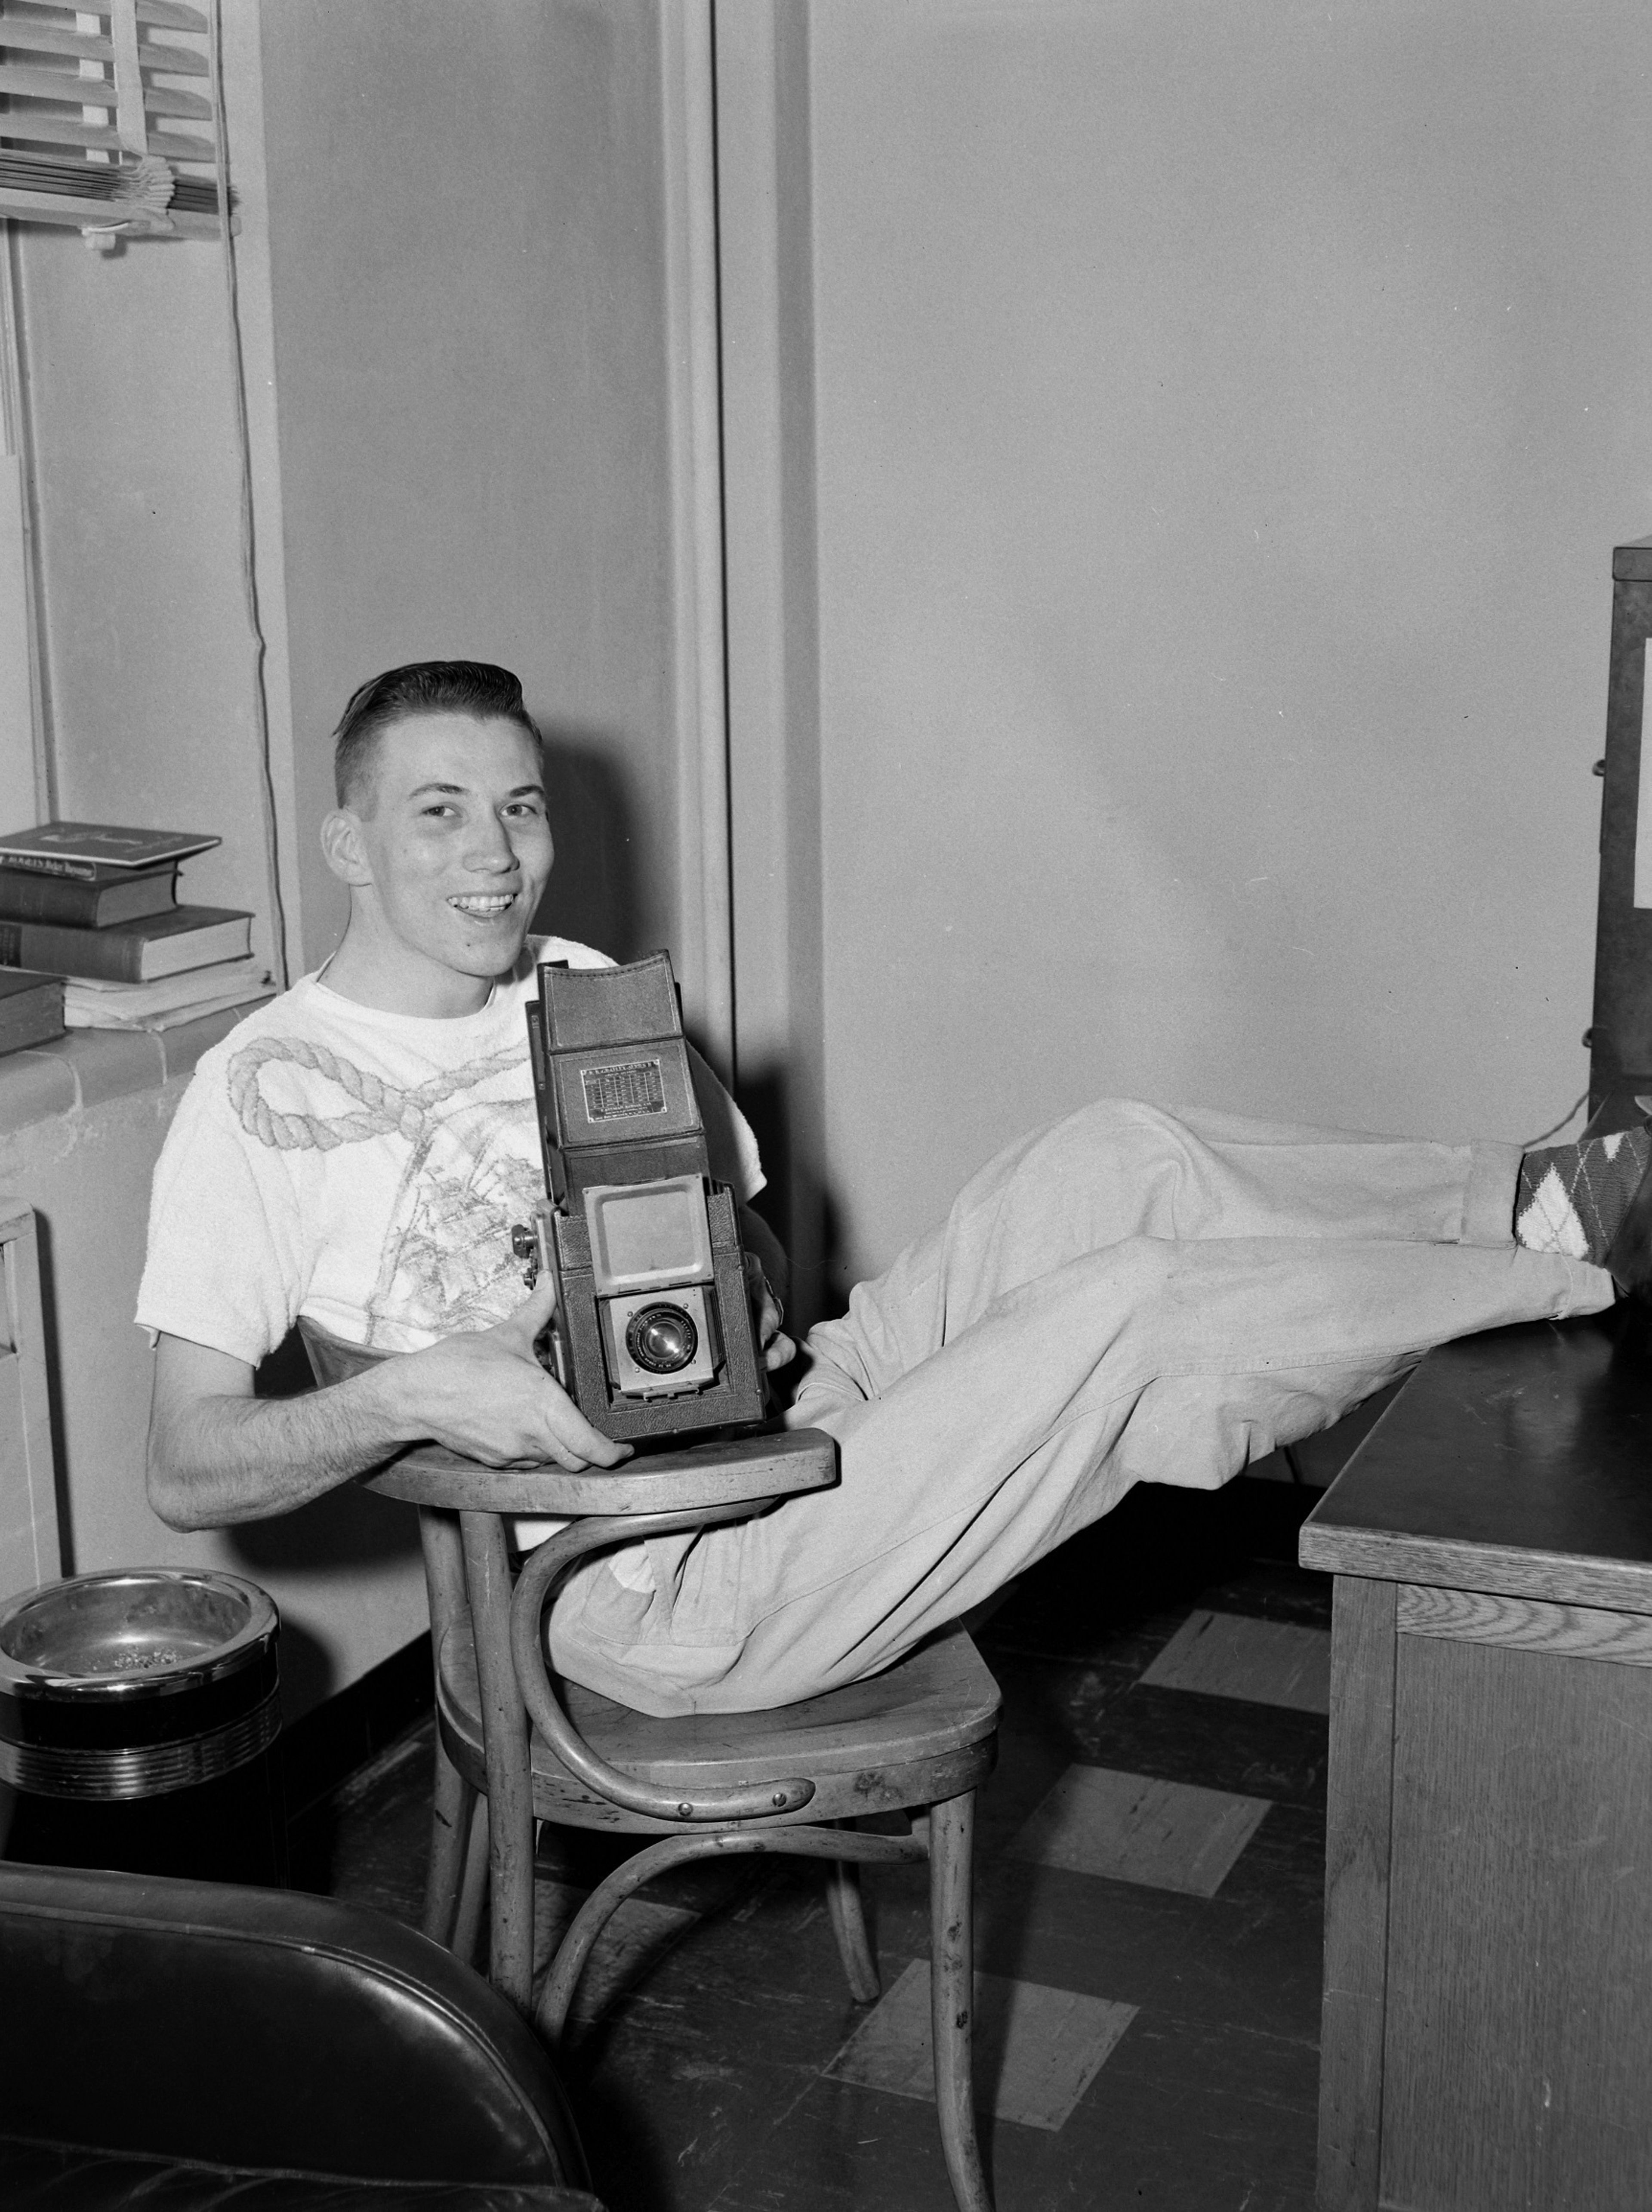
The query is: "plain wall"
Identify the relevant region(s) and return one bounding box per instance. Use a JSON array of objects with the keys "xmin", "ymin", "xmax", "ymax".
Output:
[
  {"xmin": 258, "ymin": 0, "xmax": 683, "ymax": 975},
  {"xmin": 790, "ymin": 0, "xmax": 1652, "ymax": 1296}
]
